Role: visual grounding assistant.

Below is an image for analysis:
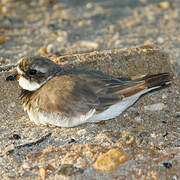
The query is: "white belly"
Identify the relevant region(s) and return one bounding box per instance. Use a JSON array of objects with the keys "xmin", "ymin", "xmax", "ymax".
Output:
[
  {"xmin": 24, "ymin": 87, "xmax": 158, "ymax": 127},
  {"xmin": 26, "ymin": 108, "xmax": 96, "ymax": 127}
]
